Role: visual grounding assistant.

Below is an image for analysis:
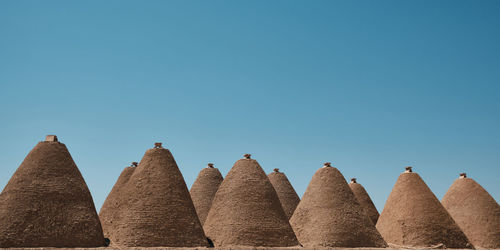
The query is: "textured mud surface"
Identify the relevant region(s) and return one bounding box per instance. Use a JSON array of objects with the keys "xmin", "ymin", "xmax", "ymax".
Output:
[
  {"xmin": 376, "ymin": 172, "xmax": 471, "ymax": 248},
  {"xmin": 268, "ymin": 170, "xmax": 300, "ymax": 220},
  {"xmin": 3, "ymin": 247, "xmax": 484, "ymax": 250},
  {"xmin": 102, "ymin": 147, "xmax": 208, "ymax": 247},
  {"xmin": 203, "ymin": 157, "xmax": 298, "ymax": 247},
  {"xmin": 349, "ymin": 181, "xmax": 380, "ymax": 224},
  {"xmin": 190, "ymin": 166, "xmax": 224, "ymax": 225},
  {"xmin": 290, "ymin": 166, "xmax": 387, "ymax": 248},
  {"xmin": 99, "ymin": 166, "xmax": 136, "ymax": 239},
  {"xmin": 442, "ymin": 177, "xmax": 500, "ymax": 248},
  {"xmin": 0, "ymin": 141, "xmax": 106, "ymax": 247}
]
